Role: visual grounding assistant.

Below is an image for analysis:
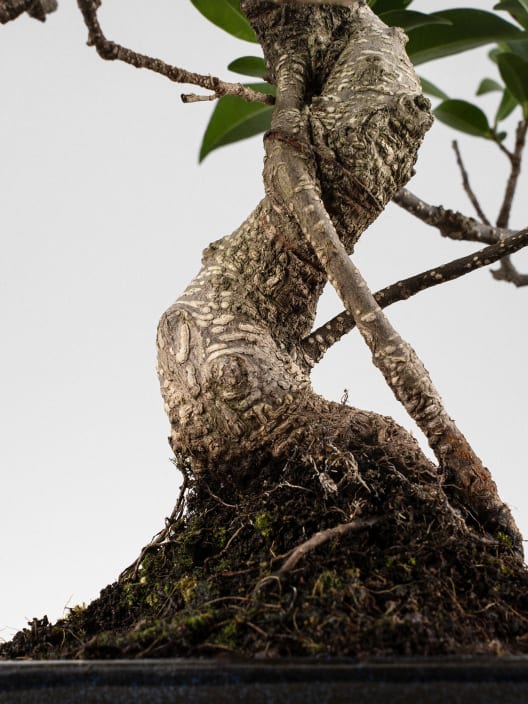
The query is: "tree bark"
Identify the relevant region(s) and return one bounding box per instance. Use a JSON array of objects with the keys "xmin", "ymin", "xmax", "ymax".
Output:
[{"xmin": 157, "ymin": 0, "xmax": 522, "ymax": 550}]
